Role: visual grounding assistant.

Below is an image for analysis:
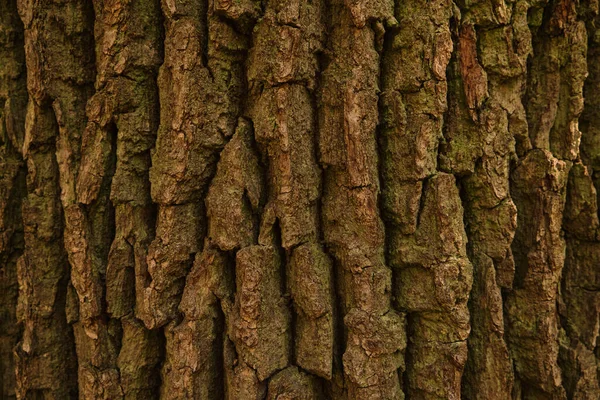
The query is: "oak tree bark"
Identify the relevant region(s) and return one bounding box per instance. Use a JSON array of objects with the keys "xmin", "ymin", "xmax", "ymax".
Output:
[{"xmin": 1, "ymin": 0, "xmax": 599, "ymax": 398}]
